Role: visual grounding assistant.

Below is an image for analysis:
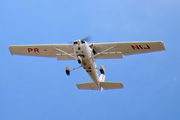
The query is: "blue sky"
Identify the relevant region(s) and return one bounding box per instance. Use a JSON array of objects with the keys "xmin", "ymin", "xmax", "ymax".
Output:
[{"xmin": 0, "ymin": 0, "xmax": 180, "ymax": 120}]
